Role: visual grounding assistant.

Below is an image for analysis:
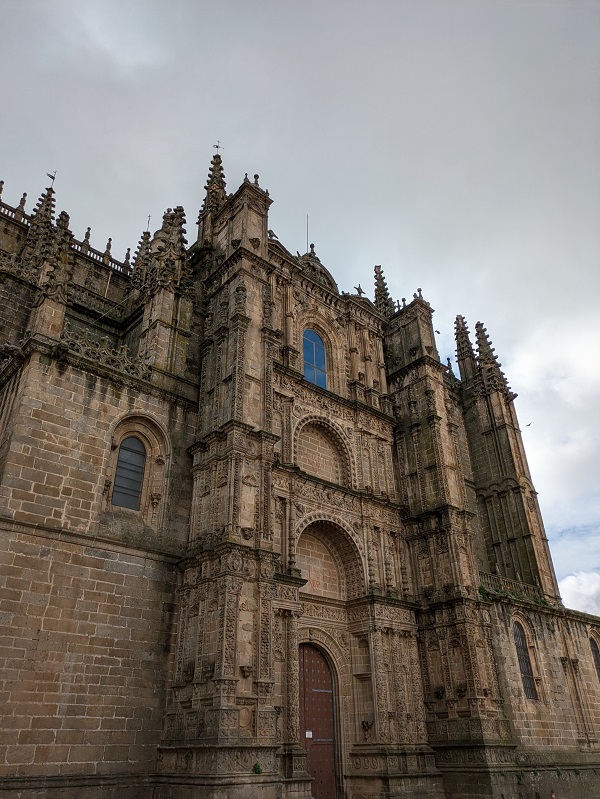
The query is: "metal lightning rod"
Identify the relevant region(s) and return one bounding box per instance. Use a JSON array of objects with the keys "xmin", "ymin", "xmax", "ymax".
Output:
[{"xmin": 306, "ymin": 214, "xmax": 309, "ymax": 253}]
